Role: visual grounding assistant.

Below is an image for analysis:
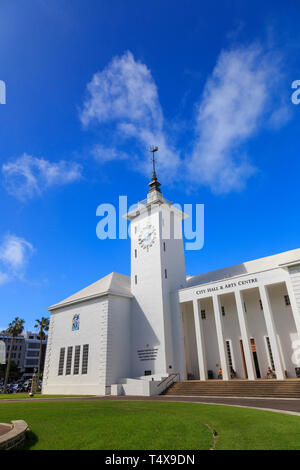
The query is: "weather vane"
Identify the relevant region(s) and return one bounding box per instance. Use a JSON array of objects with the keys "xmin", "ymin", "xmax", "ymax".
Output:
[{"xmin": 149, "ymin": 146, "xmax": 158, "ymax": 176}]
